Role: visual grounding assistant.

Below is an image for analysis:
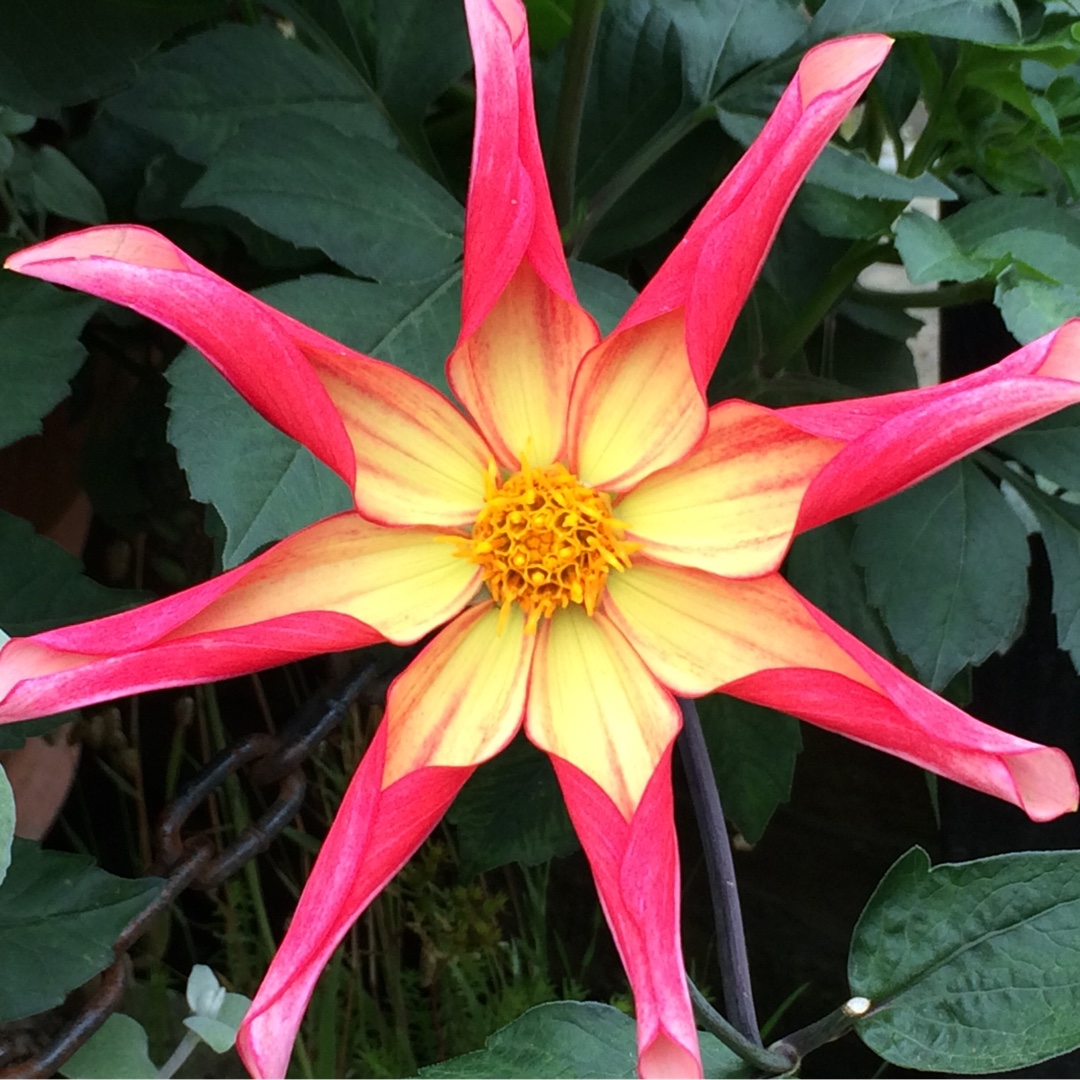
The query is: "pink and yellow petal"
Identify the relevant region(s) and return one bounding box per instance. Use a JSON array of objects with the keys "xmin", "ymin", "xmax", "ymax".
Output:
[
  {"xmin": 4, "ymin": 226, "xmax": 357, "ymax": 487},
  {"xmin": 238, "ymin": 723, "xmax": 472, "ymax": 1079},
  {"xmin": 461, "ymin": 0, "xmax": 575, "ymax": 338},
  {"xmin": 606, "ymin": 564, "xmax": 1077, "ymax": 822},
  {"xmin": 616, "ymin": 35, "xmax": 892, "ymax": 391},
  {"xmin": 0, "ymin": 514, "xmax": 480, "ymax": 722},
  {"xmin": 525, "ymin": 605, "xmax": 680, "ymax": 819},
  {"xmin": 568, "ymin": 311, "xmax": 707, "ymax": 492},
  {"xmin": 382, "ymin": 602, "xmax": 533, "ymax": 784},
  {"xmin": 551, "ymin": 748, "xmax": 701, "ymax": 1079},
  {"xmin": 448, "ymin": 261, "xmax": 599, "ymax": 469},
  {"xmin": 723, "ymin": 598, "xmax": 1078, "ymax": 822},
  {"xmin": 302, "ymin": 346, "xmax": 491, "ymax": 526},
  {"xmin": 782, "ymin": 320, "xmax": 1080, "ymax": 530},
  {"xmin": 617, "ymin": 400, "xmax": 843, "ymax": 578},
  {"xmin": 603, "ymin": 561, "xmax": 873, "ymax": 697}
]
